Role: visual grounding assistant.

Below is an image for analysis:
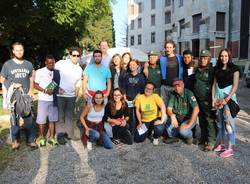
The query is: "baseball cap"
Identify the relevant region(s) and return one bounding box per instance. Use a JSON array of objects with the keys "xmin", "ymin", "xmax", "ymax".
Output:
[
  {"xmin": 172, "ymin": 79, "xmax": 183, "ymax": 86},
  {"xmin": 148, "ymin": 51, "xmax": 158, "ymax": 57},
  {"xmin": 200, "ymin": 50, "xmax": 211, "ymax": 57}
]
